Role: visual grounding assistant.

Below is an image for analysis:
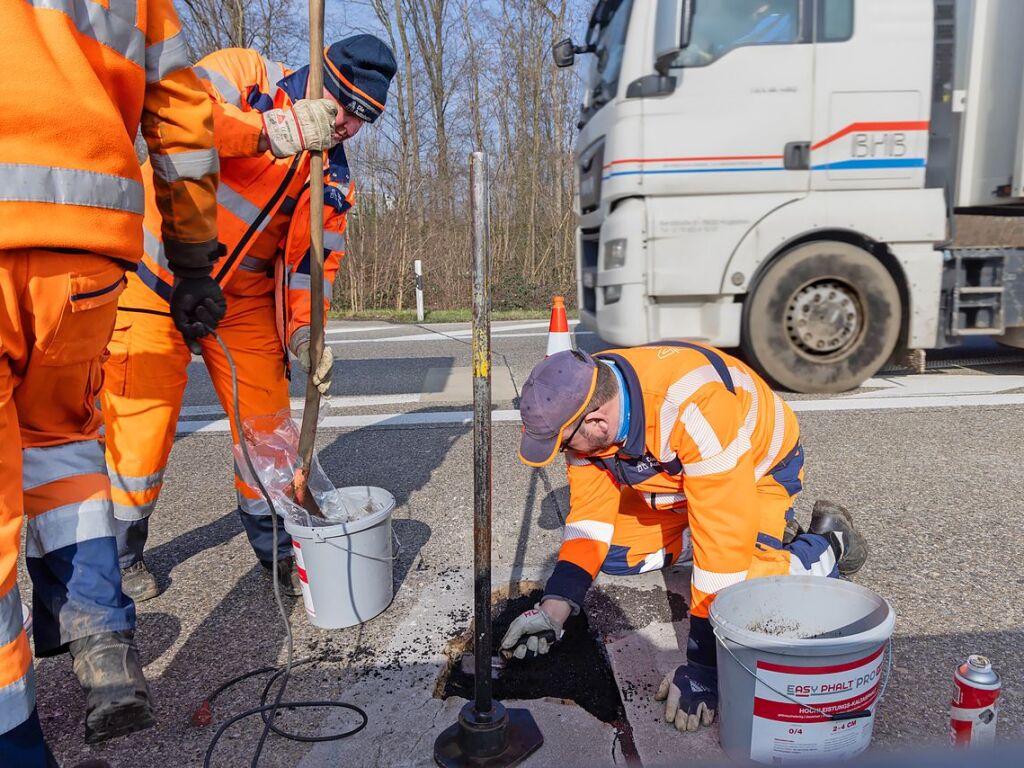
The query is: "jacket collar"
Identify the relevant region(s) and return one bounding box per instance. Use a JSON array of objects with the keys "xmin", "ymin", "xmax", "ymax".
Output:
[{"xmin": 595, "ymin": 352, "xmax": 647, "ymax": 459}]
